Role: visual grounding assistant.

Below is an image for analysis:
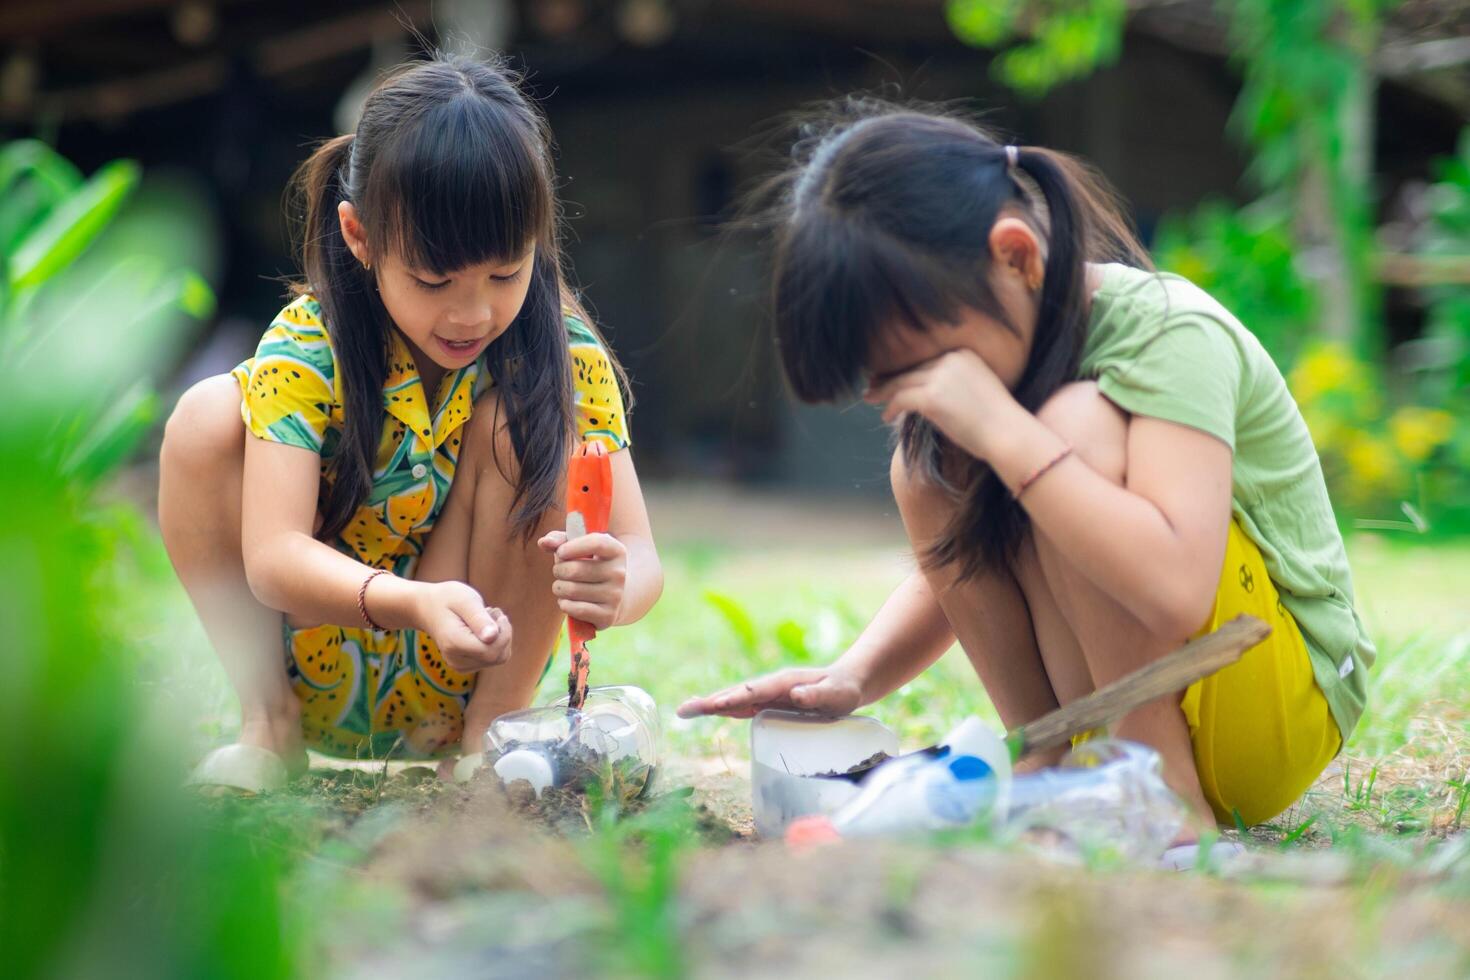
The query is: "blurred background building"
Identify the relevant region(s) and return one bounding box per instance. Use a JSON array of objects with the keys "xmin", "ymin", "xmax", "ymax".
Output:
[{"xmin": 2, "ymin": 0, "xmax": 1466, "ymax": 497}]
